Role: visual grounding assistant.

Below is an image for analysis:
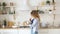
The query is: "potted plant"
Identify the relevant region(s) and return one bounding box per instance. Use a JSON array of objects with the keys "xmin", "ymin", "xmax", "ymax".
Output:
[
  {"xmin": 46, "ymin": 0, "xmax": 50, "ymax": 5},
  {"xmin": 2, "ymin": 2, "xmax": 7, "ymax": 6}
]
